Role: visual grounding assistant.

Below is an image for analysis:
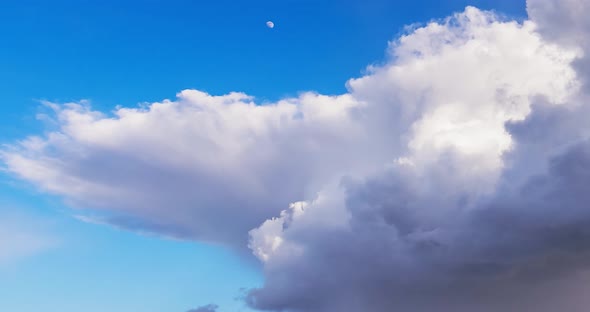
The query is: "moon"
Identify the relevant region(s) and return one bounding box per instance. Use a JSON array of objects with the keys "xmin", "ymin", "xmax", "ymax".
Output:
[{"xmin": 266, "ymin": 21, "xmax": 275, "ymax": 29}]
